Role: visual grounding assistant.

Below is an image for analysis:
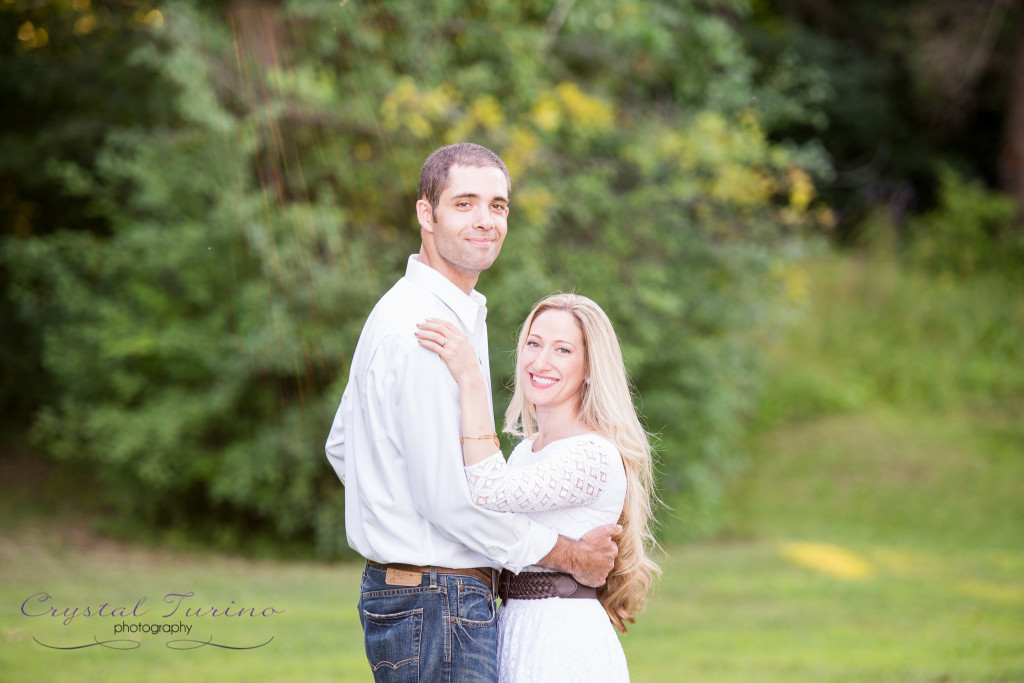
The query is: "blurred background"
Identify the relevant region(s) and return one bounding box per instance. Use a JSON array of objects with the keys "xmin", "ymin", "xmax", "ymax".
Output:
[{"xmin": 1, "ymin": 1, "xmax": 1022, "ymax": 681}]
